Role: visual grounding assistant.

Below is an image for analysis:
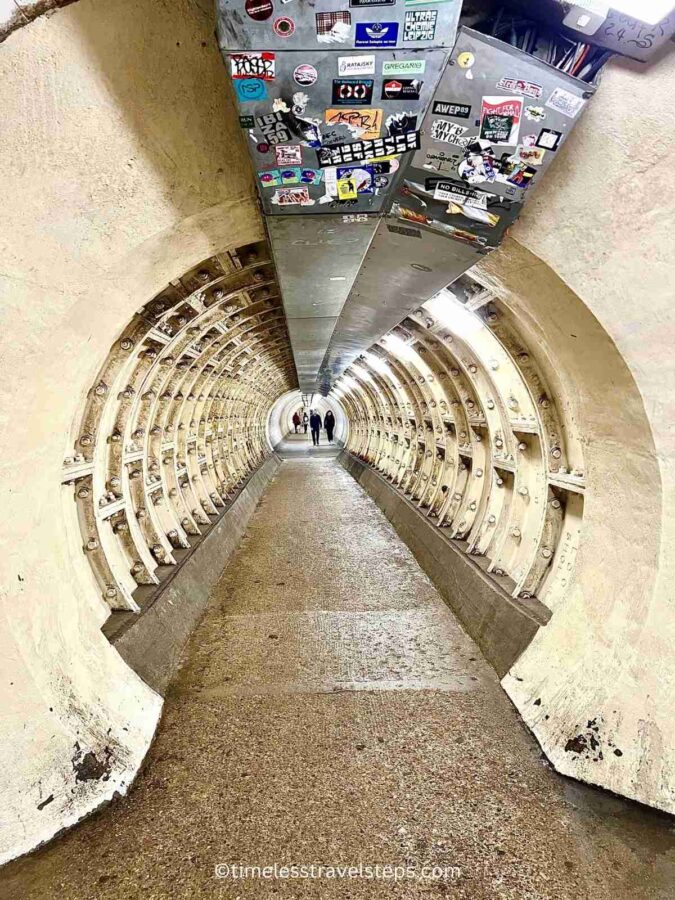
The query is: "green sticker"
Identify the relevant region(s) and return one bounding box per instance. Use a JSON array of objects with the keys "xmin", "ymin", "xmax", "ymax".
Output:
[{"xmin": 239, "ymin": 115, "xmax": 255, "ymax": 129}]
